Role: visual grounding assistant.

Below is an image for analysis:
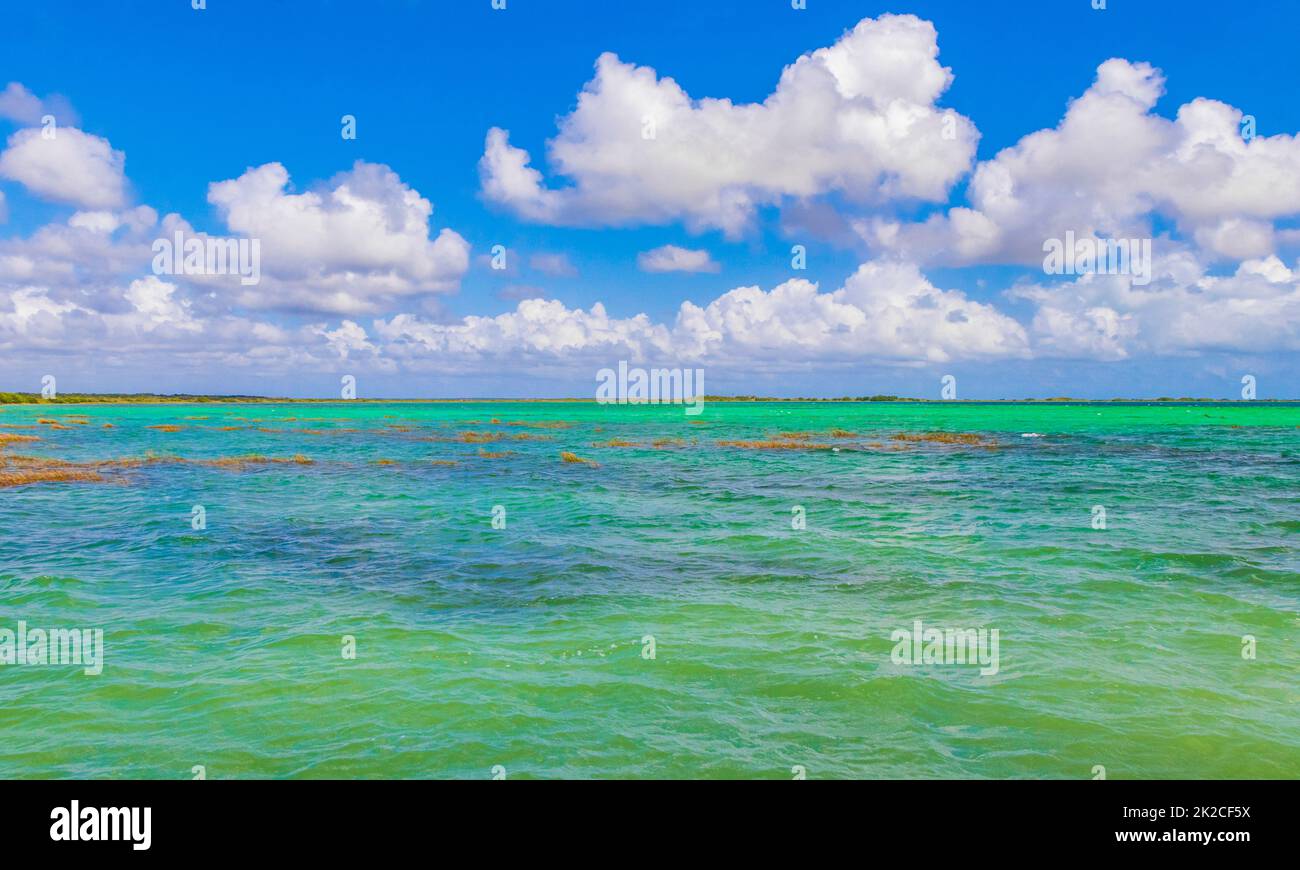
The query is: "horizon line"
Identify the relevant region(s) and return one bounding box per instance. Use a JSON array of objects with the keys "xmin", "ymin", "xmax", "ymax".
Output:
[{"xmin": 2, "ymin": 392, "xmax": 1296, "ymax": 405}]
